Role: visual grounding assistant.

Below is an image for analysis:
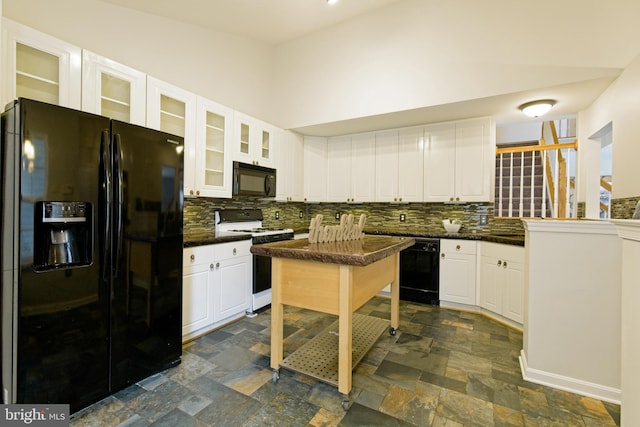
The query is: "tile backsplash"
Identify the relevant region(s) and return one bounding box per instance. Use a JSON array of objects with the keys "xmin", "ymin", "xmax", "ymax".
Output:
[
  {"xmin": 611, "ymin": 196, "xmax": 640, "ymax": 219},
  {"xmin": 184, "ymin": 197, "xmax": 525, "ymax": 236}
]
